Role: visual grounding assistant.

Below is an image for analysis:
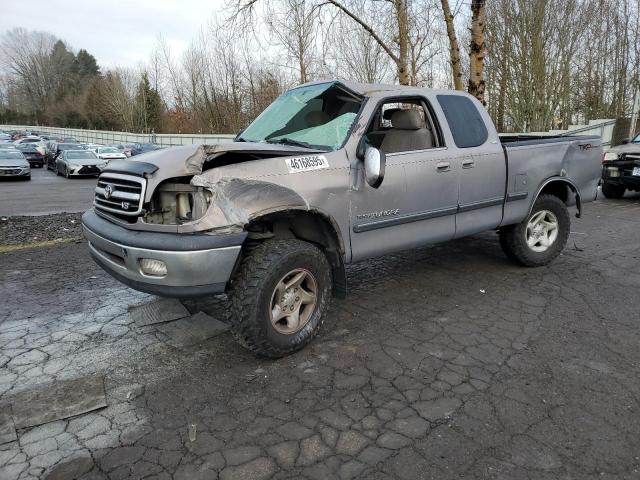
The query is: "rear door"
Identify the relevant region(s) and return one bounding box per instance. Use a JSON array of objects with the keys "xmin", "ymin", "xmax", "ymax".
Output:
[{"xmin": 436, "ymin": 94, "xmax": 506, "ymax": 237}]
